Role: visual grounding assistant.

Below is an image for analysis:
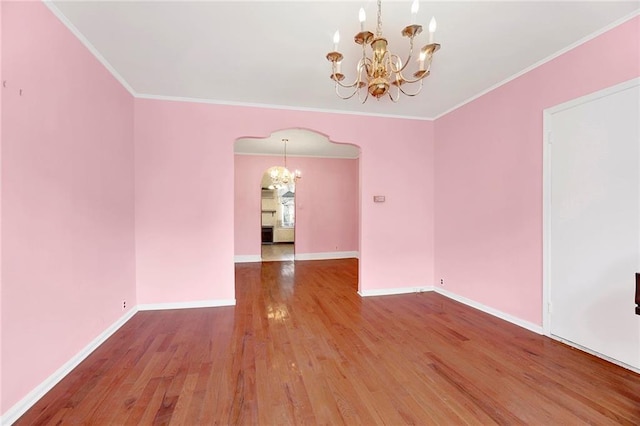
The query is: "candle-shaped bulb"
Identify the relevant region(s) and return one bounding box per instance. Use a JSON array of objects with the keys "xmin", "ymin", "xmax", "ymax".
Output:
[
  {"xmin": 359, "ymin": 8, "xmax": 366, "ymax": 31},
  {"xmin": 428, "ymin": 17, "xmax": 437, "ymax": 43},
  {"xmin": 336, "ymin": 61, "xmax": 342, "ymax": 74},
  {"xmin": 419, "ymin": 51, "xmax": 426, "ymax": 70},
  {"xmin": 333, "ymin": 30, "xmax": 340, "ymax": 51},
  {"xmin": 411, "ymin": 0, "xmax": 419, "ymax": 24}
]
